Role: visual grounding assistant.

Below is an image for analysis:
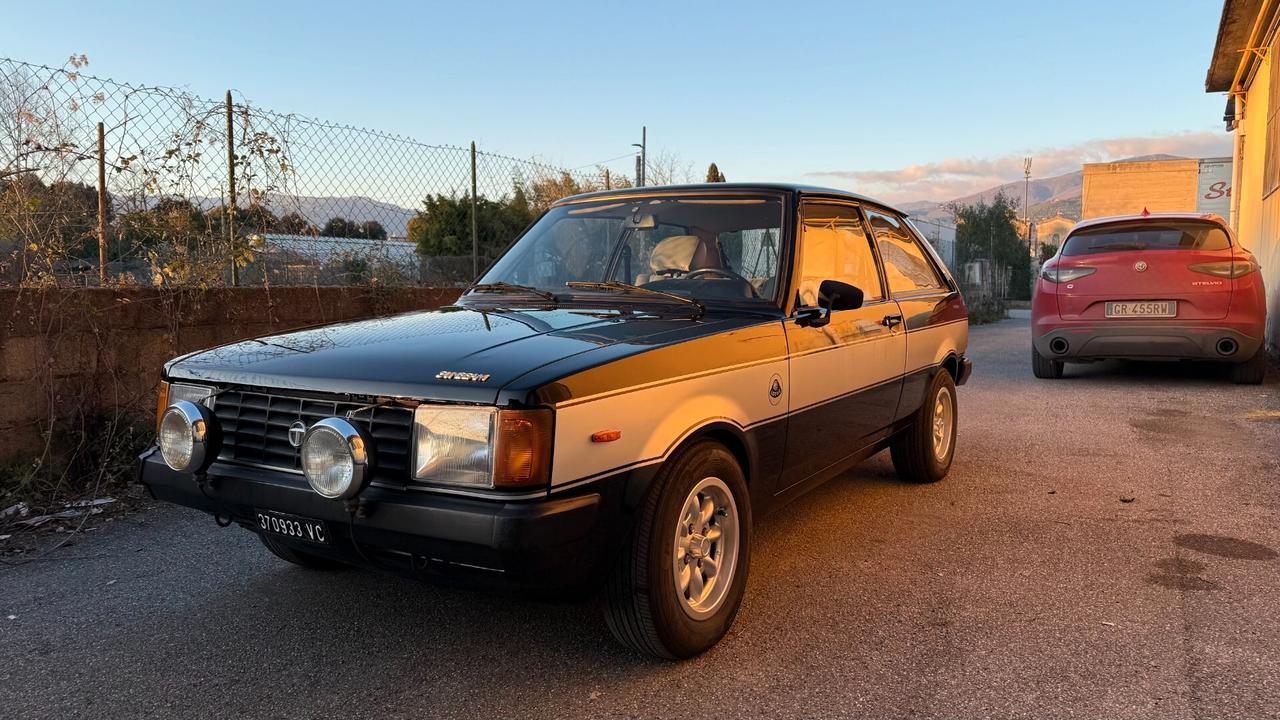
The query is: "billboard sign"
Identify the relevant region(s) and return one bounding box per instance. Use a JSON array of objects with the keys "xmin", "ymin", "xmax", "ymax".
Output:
[{"xmin": 1197, "ymin": 157, "xmax": 1232, "ymax": 217}]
